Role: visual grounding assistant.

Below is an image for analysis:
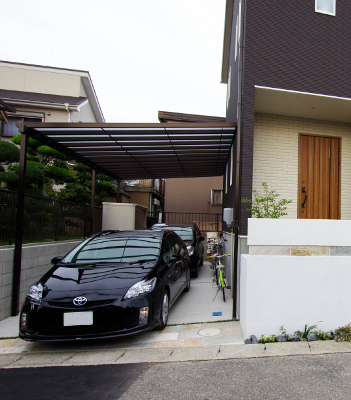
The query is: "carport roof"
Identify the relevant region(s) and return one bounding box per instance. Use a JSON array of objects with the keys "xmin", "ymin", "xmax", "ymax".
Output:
[{"xmin": 18, "ymin": 122, "xmax": 236, "ymax": 180}]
